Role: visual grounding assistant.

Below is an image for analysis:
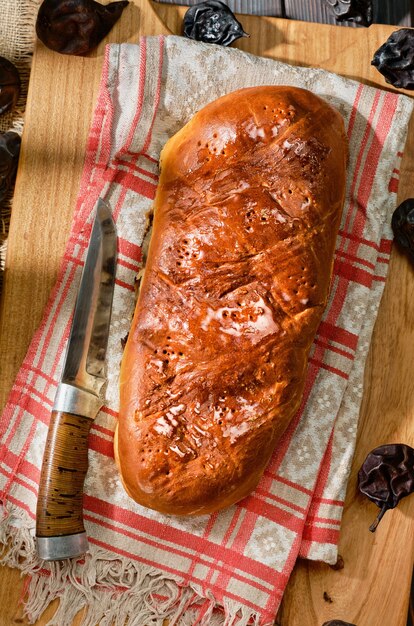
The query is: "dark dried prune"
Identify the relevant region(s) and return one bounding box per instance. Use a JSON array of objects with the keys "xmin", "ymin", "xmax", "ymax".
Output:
[
  {"xmin": 0, "ymin": 57, "xmax": 20, "ymax": 116},
  {"xmin": 372, "ymin": 29, "xmax": 414, "ymax": 89},
  {"xmin": 36, "ymin": 0, "xmax": 129, "ymax": 56},
  {"xmin": 183, "ymin": 0, "xmax": 248, "ymax": 47},
  {"xmin": 358, "ymin": 444, "xmax": 414, "ymax": 532},
  {"xmin": 322, "ymin": 621, "xmax": 356, "ymax": 626},
  {"xmin": 391, "ymin": 198, "xmax": 414, "ymax": 263},
  {"xmin": 0, "ymin": 132, "xmax": 21, "ymax": 205},
  {"xmin": 325, "ymin": 0, "xmax": 373, "ymax": 27}
]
